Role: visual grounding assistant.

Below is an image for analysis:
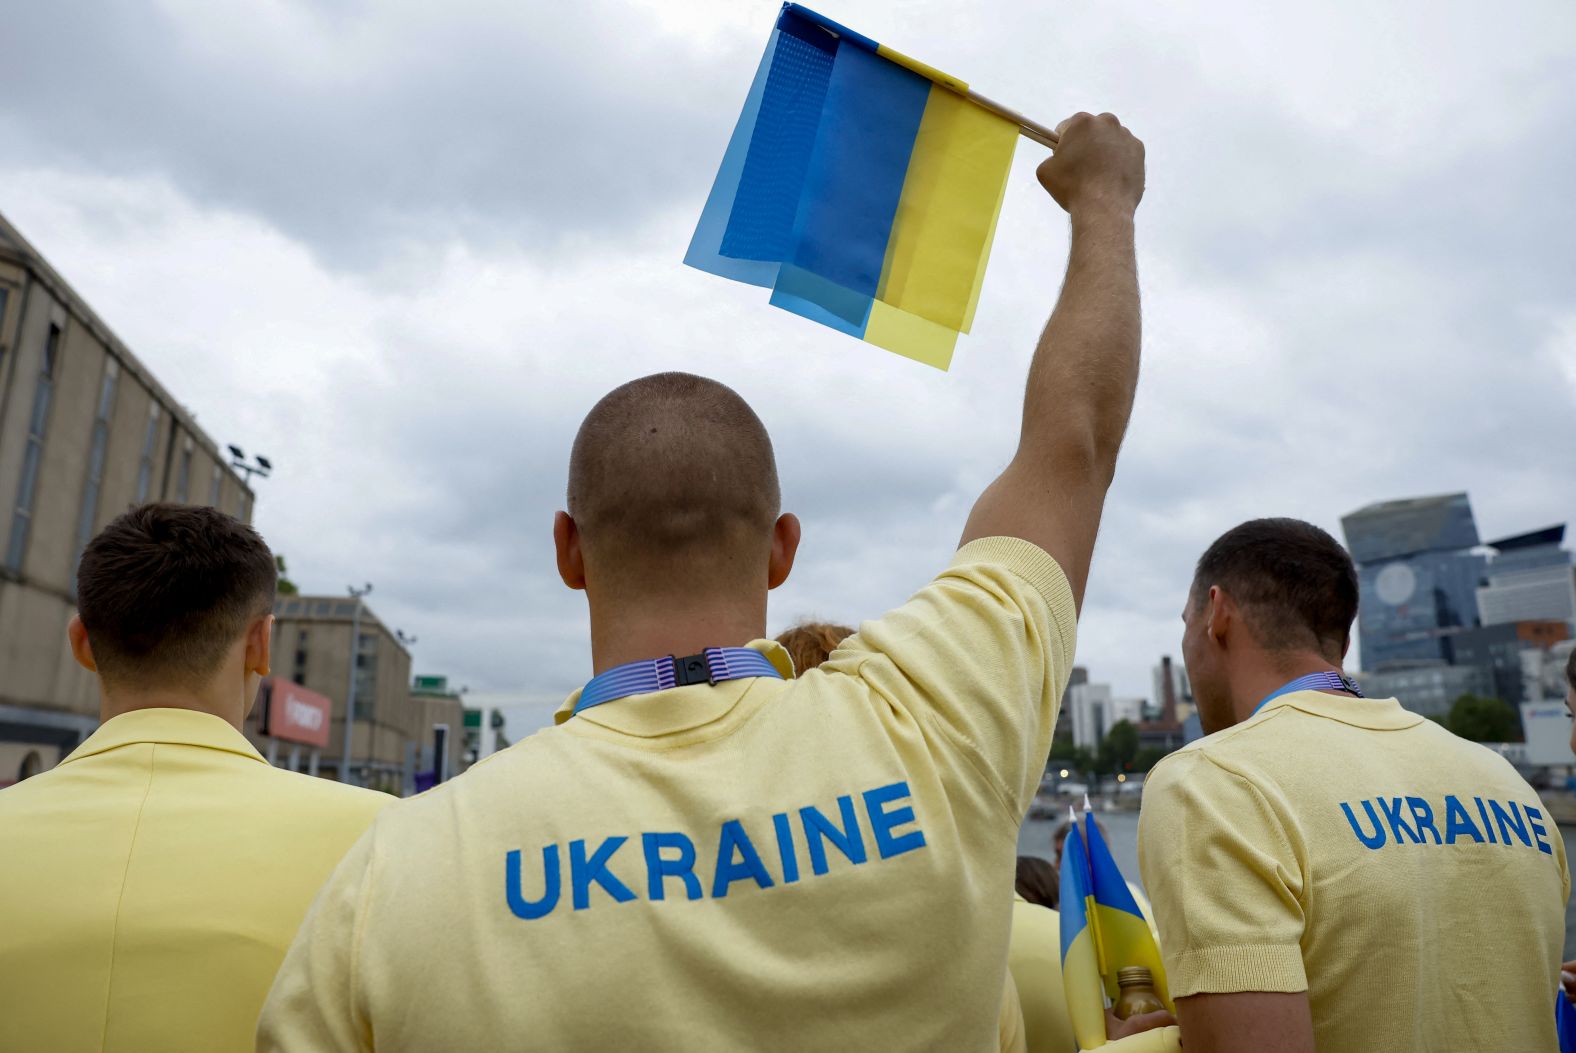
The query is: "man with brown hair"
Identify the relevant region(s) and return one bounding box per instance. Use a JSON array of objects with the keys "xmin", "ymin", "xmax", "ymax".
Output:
[
  {"xmin": 0, "ymin": 504, "xmax": 390, "ymax": 1052},
  {"xmin": 1141, "ymin": 517, "xmax": 1568, "ymax": 1052},
  {"xmin": 262, "ymin": 112, "xmax": 1173, "ymax": 1050}
]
